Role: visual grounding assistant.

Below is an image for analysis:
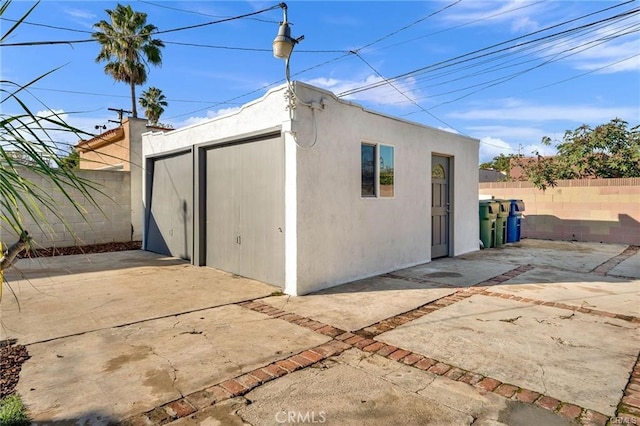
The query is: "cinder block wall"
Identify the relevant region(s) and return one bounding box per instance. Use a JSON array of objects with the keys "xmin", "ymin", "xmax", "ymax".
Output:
[
  {"xmin": 0, "ymin": 168, "xmax": 132, "ymax": 248},
  {"xmin": 479, "ymin": 178, "xmax": 640, "ymax": 245}
]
